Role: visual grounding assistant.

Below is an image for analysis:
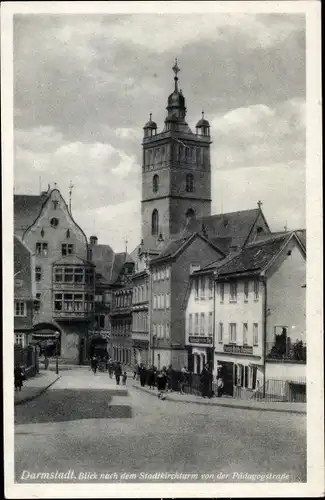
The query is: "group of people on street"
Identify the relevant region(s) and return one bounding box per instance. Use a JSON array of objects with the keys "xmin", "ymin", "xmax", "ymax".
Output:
[
  {"xmin": 133, "ymin": 361, "xmax": 225, "ymax": 399},
  {"xmin": 89, "ymin": 356, "xmax": 127, "ymax": 385}
]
